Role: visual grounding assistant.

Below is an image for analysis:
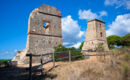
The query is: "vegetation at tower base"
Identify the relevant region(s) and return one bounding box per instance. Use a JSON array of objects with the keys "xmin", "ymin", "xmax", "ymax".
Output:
[
  {"xmin": 54, "ymin": 45, "xmax": 83, "ymax": 61},
  {"xmin": 96, "ymin": 43, "xmax": 105, "ymax": 51},
  {"xmin": 79, "ymin": 41, "xmax": 84, "ymax": 49}
]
